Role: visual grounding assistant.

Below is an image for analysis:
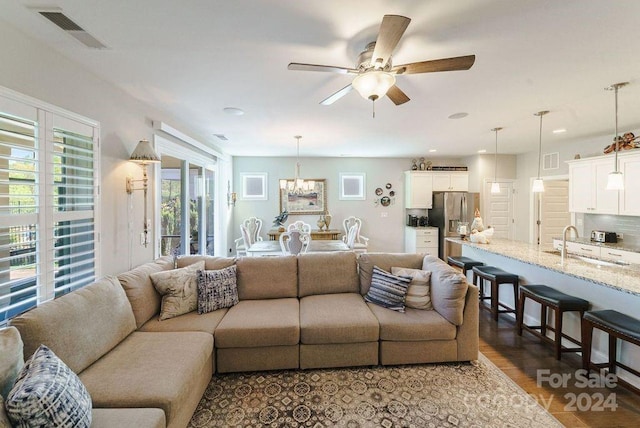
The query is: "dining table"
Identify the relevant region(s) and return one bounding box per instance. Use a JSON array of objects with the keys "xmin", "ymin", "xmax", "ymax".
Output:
[{"xmin": 246, "ymin": 239, "xmax": 349, "ymax": 257}]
